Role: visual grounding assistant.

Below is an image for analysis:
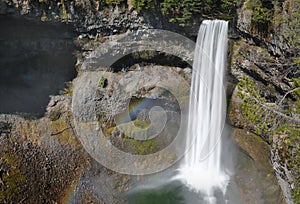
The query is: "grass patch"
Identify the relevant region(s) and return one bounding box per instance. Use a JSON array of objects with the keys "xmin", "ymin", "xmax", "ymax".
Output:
[{"xmin": 124, "ymin": 137, "xmax": 158, "ymax": 155}]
